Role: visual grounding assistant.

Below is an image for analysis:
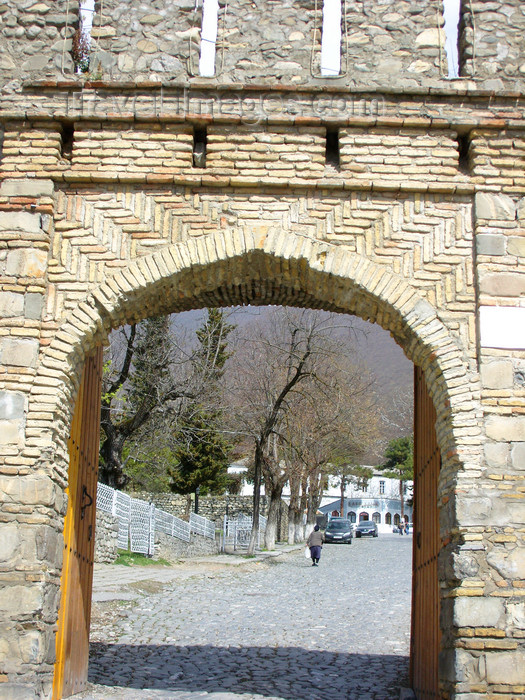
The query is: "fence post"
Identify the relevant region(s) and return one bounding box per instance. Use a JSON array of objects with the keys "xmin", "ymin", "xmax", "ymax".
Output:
[
  {"xmin": 111, "ymin": 488, "xmax": 117, "ymax": 517},
  {"xmin": 148, "ymin": 502, "xmax": 155, "ymax": 557}
]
